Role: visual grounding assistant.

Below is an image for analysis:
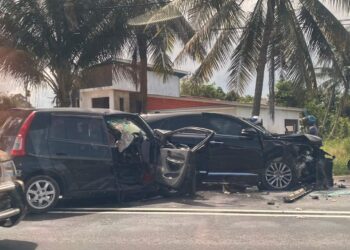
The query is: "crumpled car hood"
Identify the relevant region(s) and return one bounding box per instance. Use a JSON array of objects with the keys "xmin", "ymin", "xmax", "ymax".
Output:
[{"xmin": 274, "ymin": 134, "xmax": 323, "ymax": 147}]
